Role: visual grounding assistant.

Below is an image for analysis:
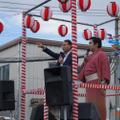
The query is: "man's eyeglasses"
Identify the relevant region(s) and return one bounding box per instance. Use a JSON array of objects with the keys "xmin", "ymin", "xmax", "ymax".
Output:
[{"xmin": 62, "ymin": 44, "xmax": 69, "ymax": 47}]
